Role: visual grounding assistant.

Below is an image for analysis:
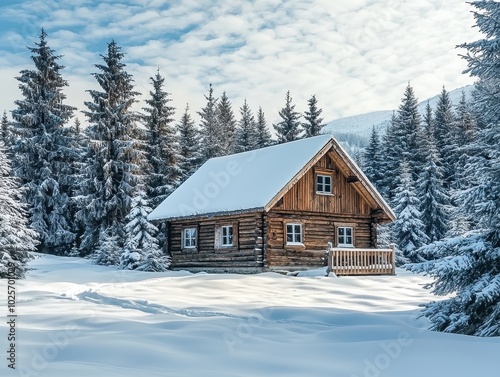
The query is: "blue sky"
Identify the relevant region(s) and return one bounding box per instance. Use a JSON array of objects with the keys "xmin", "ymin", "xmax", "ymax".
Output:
[{"xmin": 0, "ymin": 0, "xmax": 481, "ymax": 125}]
